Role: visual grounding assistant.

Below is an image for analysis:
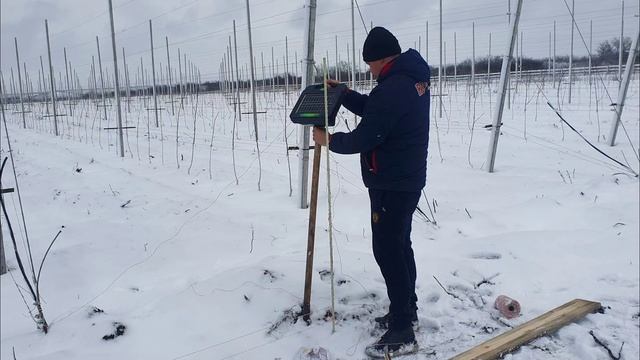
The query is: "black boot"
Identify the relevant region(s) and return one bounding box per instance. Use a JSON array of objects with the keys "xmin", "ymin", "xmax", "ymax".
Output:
[
  {"xmin": 364, "ymin": 326, "xmax": 418, "ymax": 358},
  {"xmin": 374, "ymin": 309, "xmax": 418, "ymax": 329}
]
